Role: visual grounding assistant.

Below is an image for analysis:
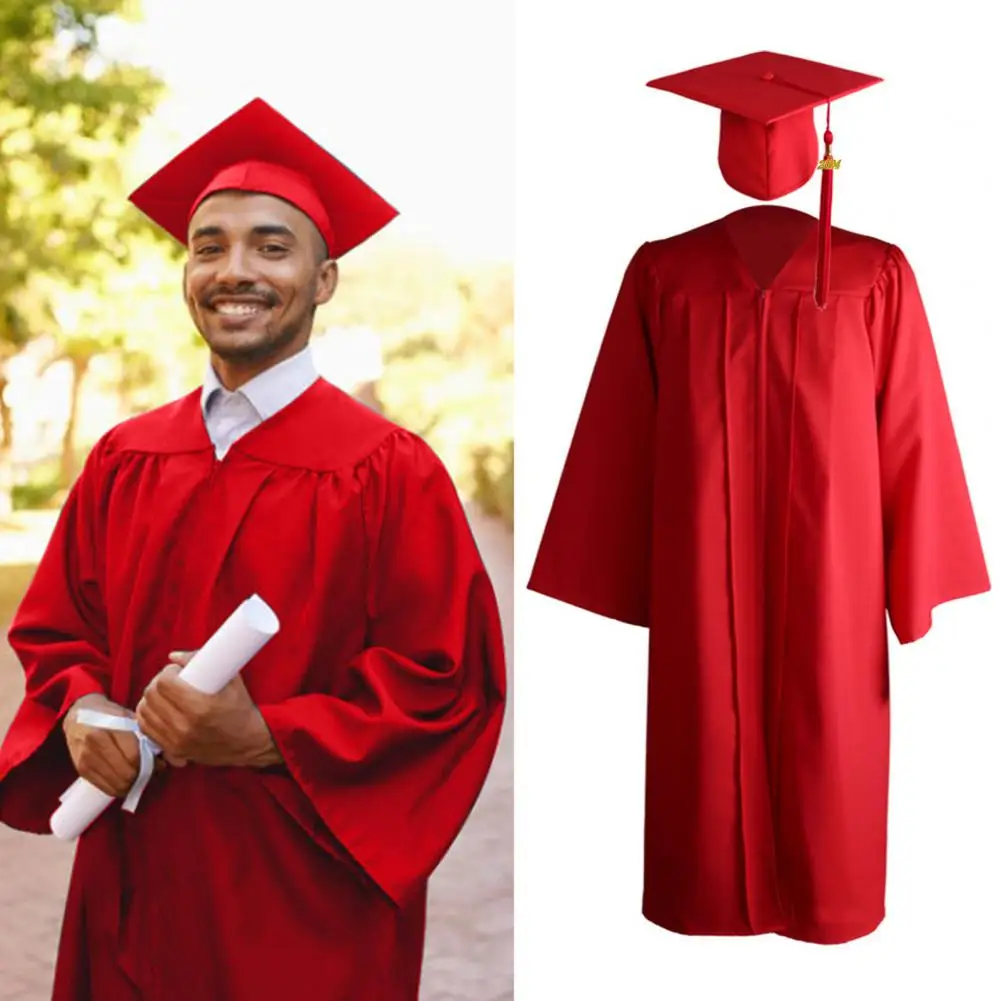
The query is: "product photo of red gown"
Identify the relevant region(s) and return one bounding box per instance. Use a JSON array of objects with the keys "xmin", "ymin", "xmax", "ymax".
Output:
[
  {"xmin": 528, "ymin": 49, "xmax": 991, "ymax": 947},
  {"xmin": 0, "ymin": 378, "xmax": 507, "ymax": 1000},
  {"xmin": 527, "ymin": 203, "xmax": 990, "ymax": 942}
]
